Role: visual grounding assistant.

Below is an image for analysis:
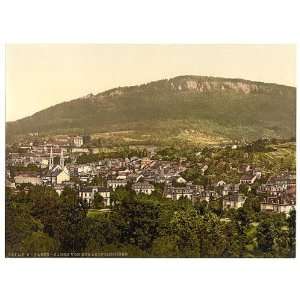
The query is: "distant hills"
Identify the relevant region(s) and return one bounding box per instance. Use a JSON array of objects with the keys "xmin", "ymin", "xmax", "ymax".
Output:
[{"xmin": 6, "ymin": 75, "xmax": 296, "ymax": 145}]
